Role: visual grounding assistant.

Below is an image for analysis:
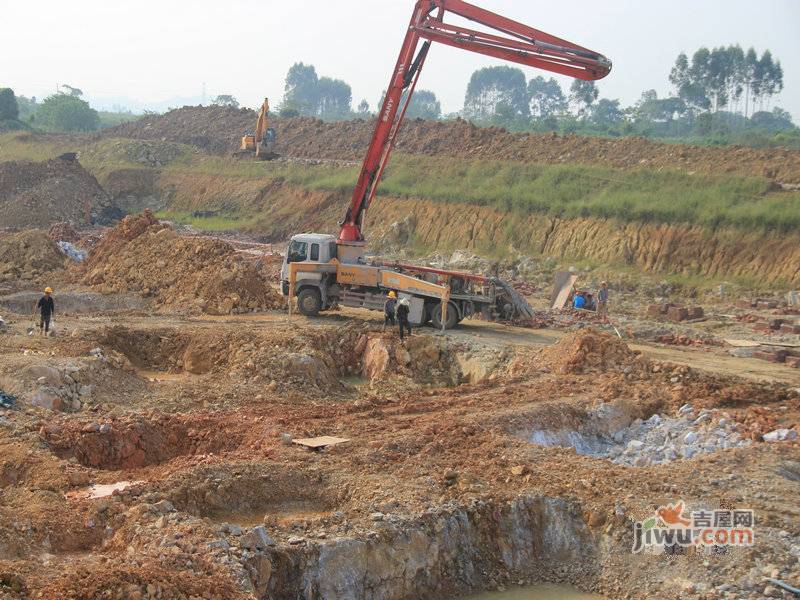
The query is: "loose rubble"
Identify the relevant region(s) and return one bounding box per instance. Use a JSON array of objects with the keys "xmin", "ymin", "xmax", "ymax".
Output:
[{"xmin": 82, "ymin": 211, "xmax": 283, "ymax": 315}]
